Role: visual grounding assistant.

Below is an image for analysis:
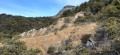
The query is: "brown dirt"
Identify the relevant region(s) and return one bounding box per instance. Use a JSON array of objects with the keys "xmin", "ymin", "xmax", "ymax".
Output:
[{"xmin": 0, "ymin": 43, "xmax": 3, "ymax": 47}]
